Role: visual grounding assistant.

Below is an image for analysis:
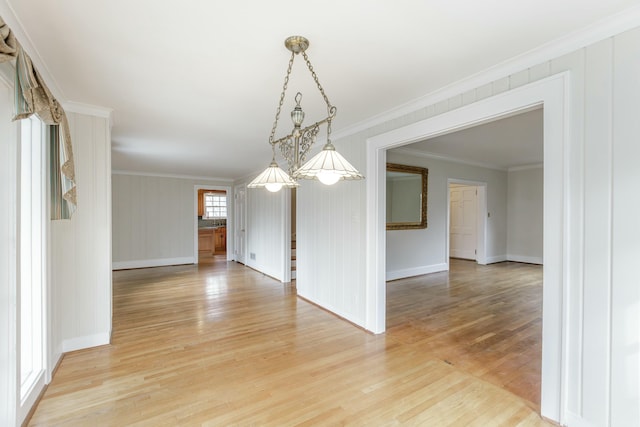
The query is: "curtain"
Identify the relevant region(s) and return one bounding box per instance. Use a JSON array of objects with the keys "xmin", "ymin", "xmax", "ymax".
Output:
[
  {"xmin": 48, "ymin": 126, "xmax": 73, "ymax": 219},
  {"xmin": 1, "ymin": 16, "xmax": 76, "ymax": 219}
]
